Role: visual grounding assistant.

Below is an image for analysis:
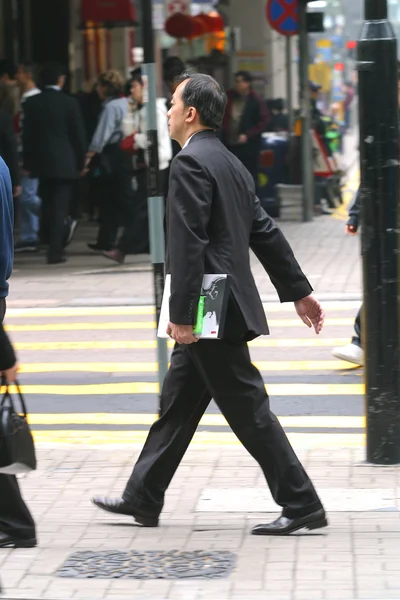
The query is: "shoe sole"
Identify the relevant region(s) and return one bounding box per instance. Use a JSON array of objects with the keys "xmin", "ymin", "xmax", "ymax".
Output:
[
  {"xmin": 92, "ymin": 501, "xmax": 158, "ymax": 527},
  {"xmin": 0, "ymin": 538, "xmax": 37, "ymax": 548},
  {"xmin": 332, "ymin": 351, "xmax": 363, "ymax": 367},
  {"xmin": 252, "ymin": 518, "xmax": 328, "ymax": 536}
]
